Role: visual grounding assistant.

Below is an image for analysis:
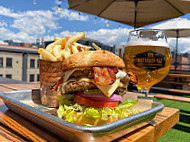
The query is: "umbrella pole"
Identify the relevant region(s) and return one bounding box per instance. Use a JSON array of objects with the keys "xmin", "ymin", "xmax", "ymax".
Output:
[
  {"xmin": 175, "ymin": 29, "xmax": 179, "ymax": 71},
  {"xmin": 134, "ymin": 0, "xmax": 138, "ymax": 29}
]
